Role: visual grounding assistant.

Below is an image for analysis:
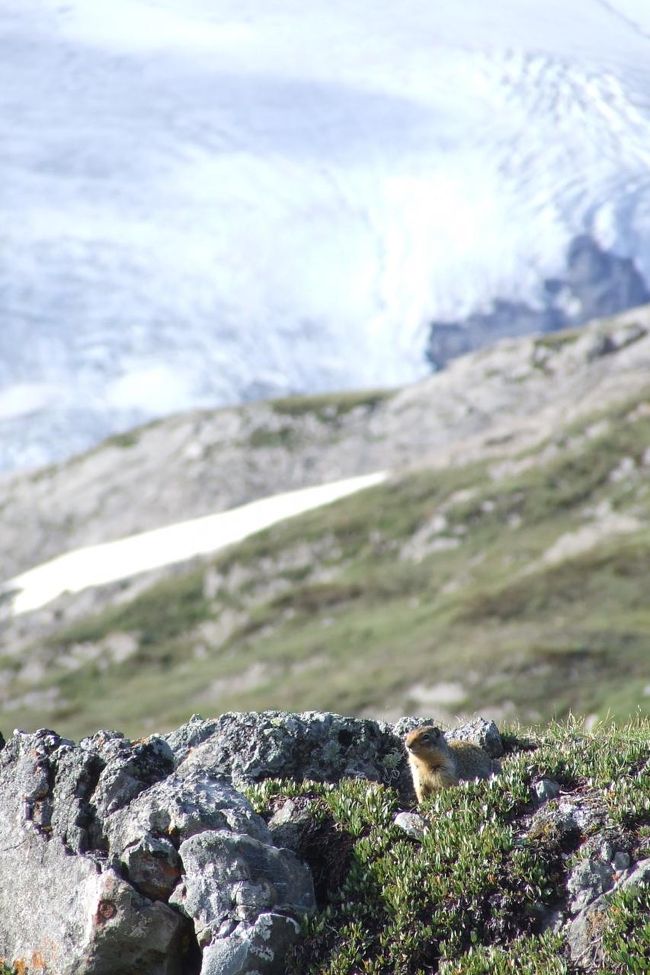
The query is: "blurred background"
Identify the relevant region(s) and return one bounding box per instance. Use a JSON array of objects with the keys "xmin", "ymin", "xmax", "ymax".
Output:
[{"xmin": 1, "ymin": 0, "xmax": 649, "ymax": 737}]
